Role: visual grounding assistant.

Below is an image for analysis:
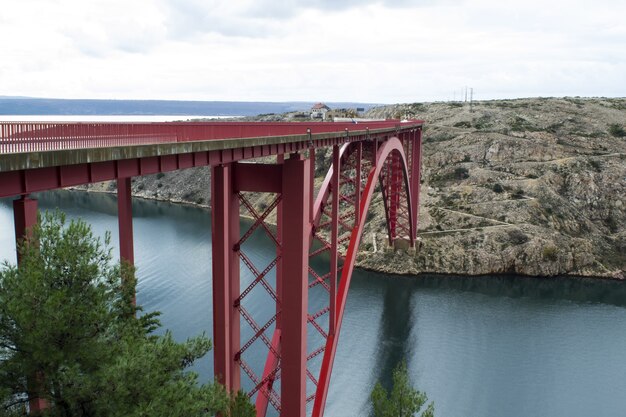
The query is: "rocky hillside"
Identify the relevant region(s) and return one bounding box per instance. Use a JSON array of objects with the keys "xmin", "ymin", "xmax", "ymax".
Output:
[
  {"xmin": 79, "ymin": 97, "xmax": 626, "ymax": 279},
  {"xmin": 361, "ymin": 97, "xmax": 625, "ymax": 278}
]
